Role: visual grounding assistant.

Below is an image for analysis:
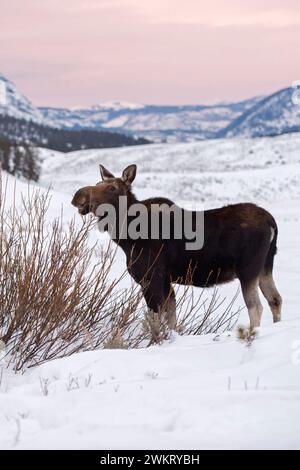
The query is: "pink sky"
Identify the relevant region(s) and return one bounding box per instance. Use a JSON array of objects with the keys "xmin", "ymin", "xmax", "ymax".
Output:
[{"xmin": 0, "ymin": 0, "xmax": 299, "ymax": 106}]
